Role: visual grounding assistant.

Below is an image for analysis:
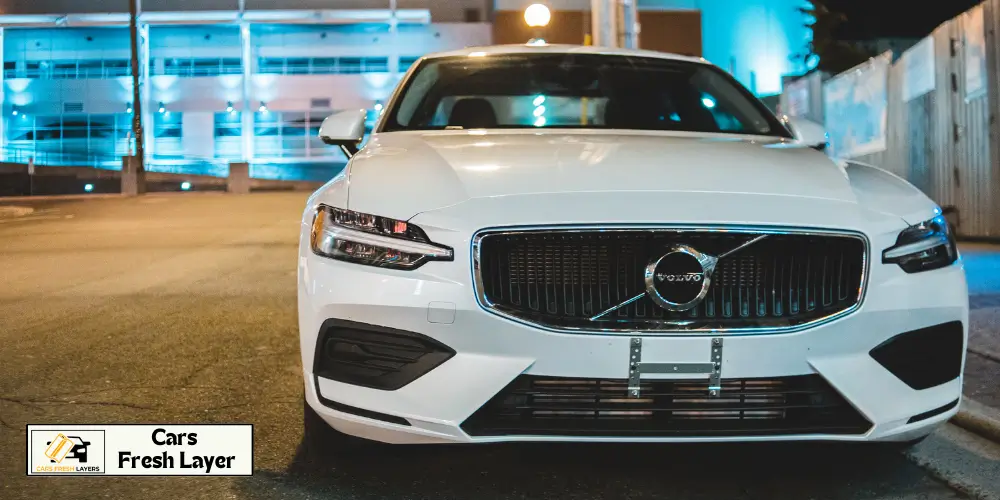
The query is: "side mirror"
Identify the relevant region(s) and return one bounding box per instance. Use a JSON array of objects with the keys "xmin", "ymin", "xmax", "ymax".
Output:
[
  {"xmin": 782, "ymin": 116, "xmax": 828, "ymax": 151},
  {"xmin": 319, "ymin": 109, "xmax": 367, "ymax": 157}
]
